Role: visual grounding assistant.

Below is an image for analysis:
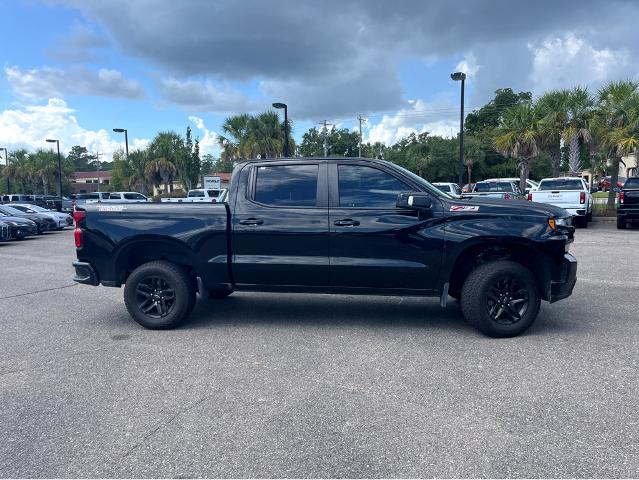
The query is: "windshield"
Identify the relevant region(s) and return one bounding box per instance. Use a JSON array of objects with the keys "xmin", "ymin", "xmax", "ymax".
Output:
[
  {"xmin": 474, "ymin": 182, "xmax": 515, "ymax": 192},
  {"xmin": 624, "ymin": 178, "xmax": 639, "ymax": 188},
  {"xmin": 539, "ymin": 179, "xmax": 584, "ymax": 191},
  {"xmin": 392, "ymin": 164, "xmax": 454, "ymax": 199},
  {"xmin": 0, "ymin": 206, "xmax": 26, "ymax": 215}
]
